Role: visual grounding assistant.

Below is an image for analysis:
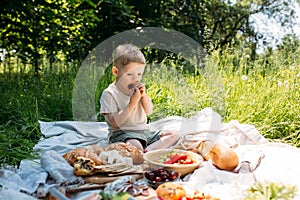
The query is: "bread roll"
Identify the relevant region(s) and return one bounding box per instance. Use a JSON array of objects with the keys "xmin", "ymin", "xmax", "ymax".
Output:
[
  {"xmin": 198, "ymin": 140, "xmax": 239, "ymax": 171},
  {"xmin": 89, "ymin": 144, "xmax": 104, "ymax": 155},
  {"xmin": 156, "ymin": 182, "xmax": 186, "ymax": 200},
  {"xmin": 105, "ymin": 142, "xmax": 144, "ymax": 165}
]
